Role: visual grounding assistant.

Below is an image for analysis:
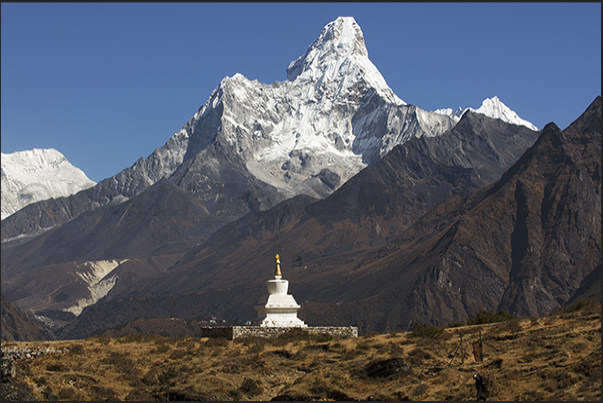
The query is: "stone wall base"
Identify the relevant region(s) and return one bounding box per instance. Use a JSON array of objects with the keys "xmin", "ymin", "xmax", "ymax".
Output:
[{"xmin": 198, "ymin": 326, "xmax": 358, "ymax": 340}]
